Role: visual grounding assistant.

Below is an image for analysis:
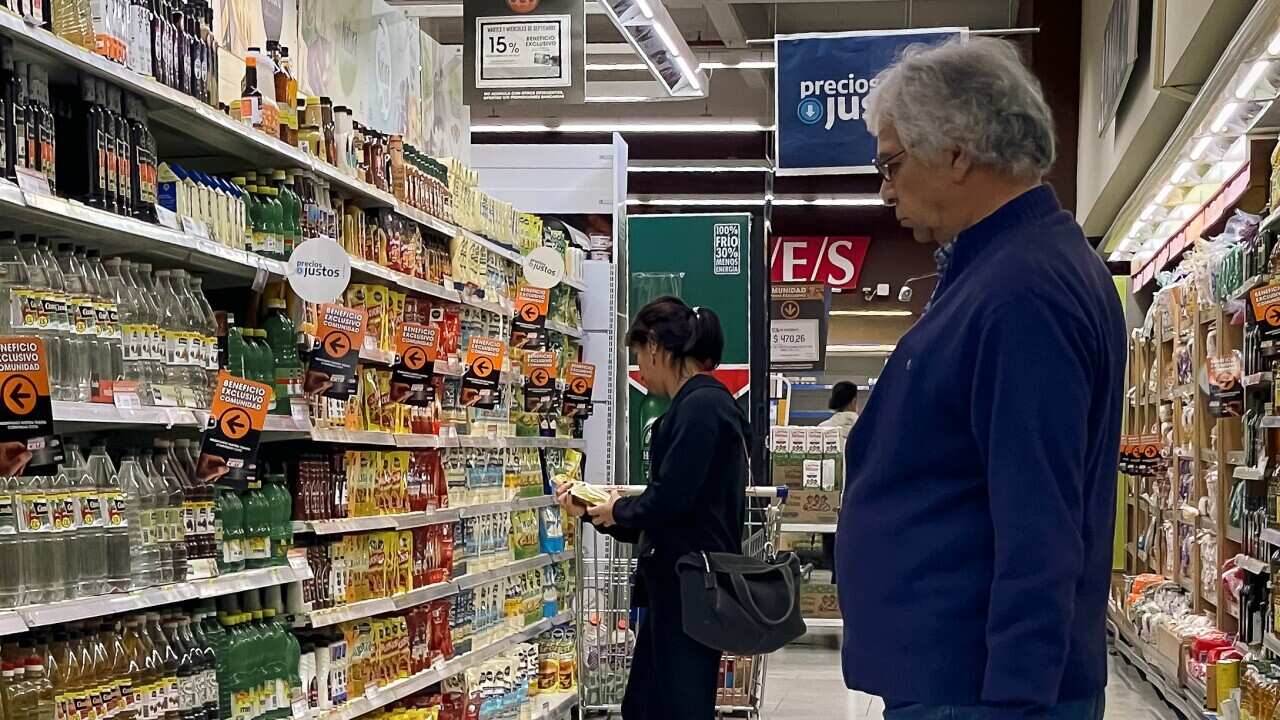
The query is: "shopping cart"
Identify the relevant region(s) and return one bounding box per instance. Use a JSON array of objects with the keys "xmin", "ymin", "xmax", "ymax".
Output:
[{"xmin": 574, "ymin": 485, "xmax": 790, "ymax": 718}]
